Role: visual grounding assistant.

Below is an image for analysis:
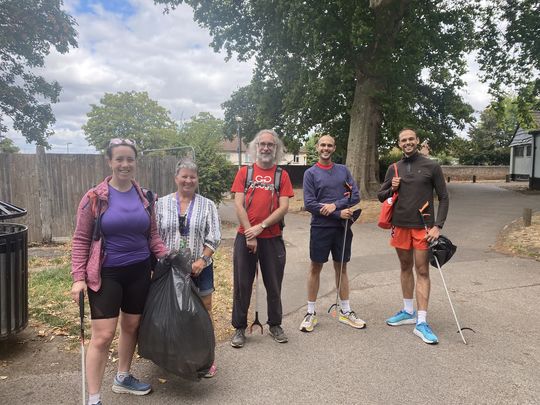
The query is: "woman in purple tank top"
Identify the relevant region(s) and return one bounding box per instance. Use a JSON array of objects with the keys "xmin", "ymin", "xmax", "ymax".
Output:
[{"xmin": 70, "ymin": 139, "xmax": 168, "ymax": 405}]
